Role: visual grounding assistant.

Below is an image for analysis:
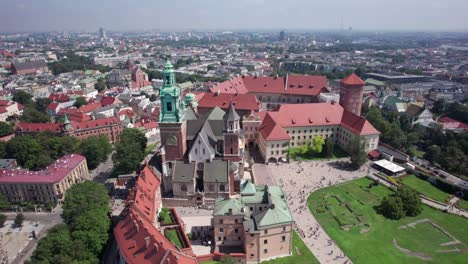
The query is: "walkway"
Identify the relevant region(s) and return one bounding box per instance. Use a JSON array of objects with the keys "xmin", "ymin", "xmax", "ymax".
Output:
[
  {"xmin": 266, "ymin": 158, "xmax": 376, "ymax": 264},
  {"xmin": 368, "ymin": 174, "xmax": 468, "ymax": 219}
]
